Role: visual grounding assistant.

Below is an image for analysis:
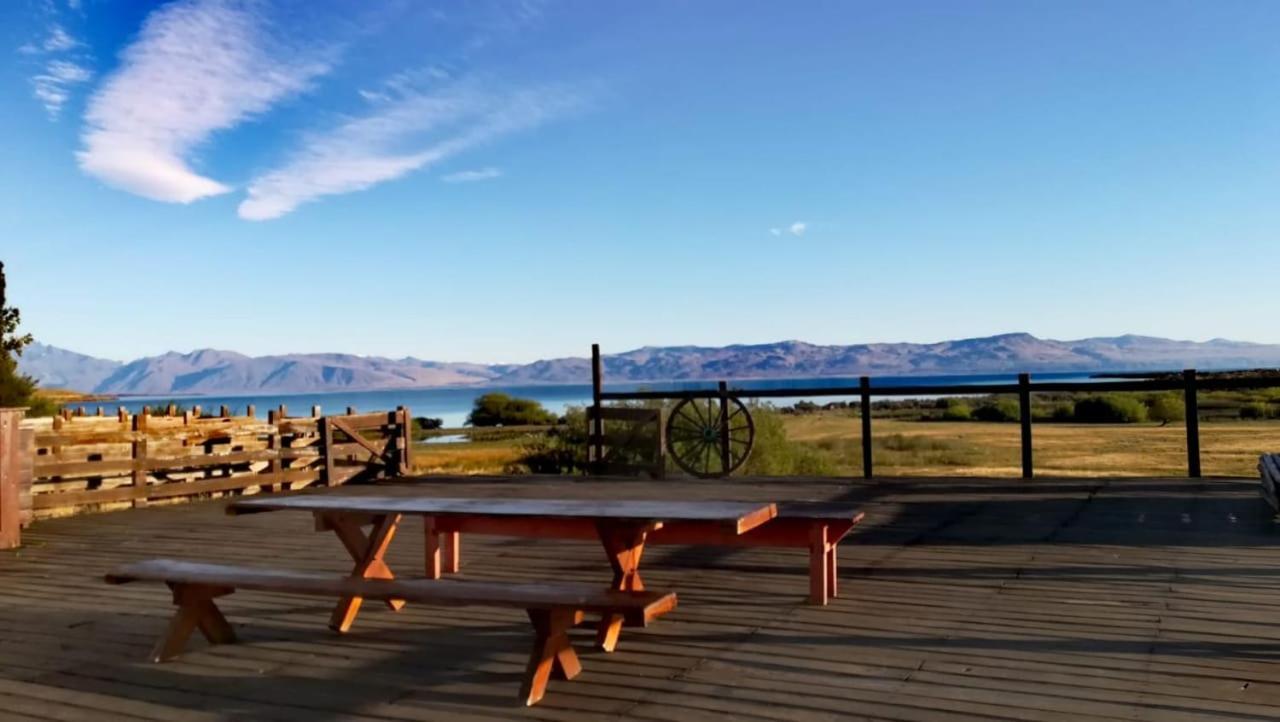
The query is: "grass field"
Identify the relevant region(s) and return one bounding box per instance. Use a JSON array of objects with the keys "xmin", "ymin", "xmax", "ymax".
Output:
[
  {"xmin": 782, "ymin": 413, "xmax": 1280, "ymax": 477},
  {"xmin": 412, "ymin": 411, "xmax": 1280, "ymax": 478}
]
